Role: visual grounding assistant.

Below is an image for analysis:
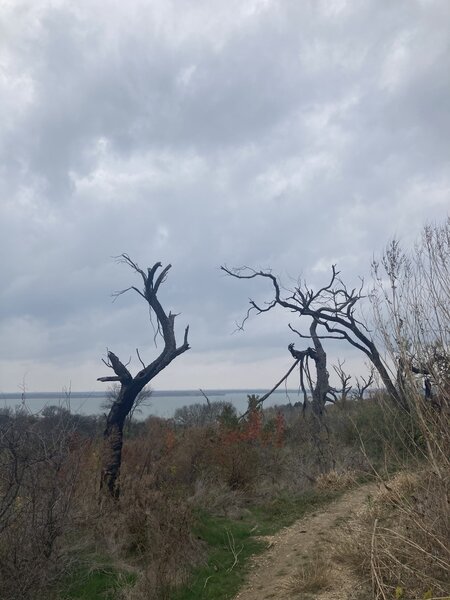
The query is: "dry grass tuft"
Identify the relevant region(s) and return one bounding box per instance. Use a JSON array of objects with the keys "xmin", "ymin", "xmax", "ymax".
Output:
[
  {"xmin": 315, "ymin": 468, "xmax": 357, "ymax": 492},
  {"xmin": 335, "ymin": 468, "xmax": 450, "ymax": 599},
  {"xmin": 285, "ymin": 552, "xmax": 332, "ymax": 596},
  {"xmin": 188, "ymin": 477, "xmax": 246, "ymax": 516}
]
